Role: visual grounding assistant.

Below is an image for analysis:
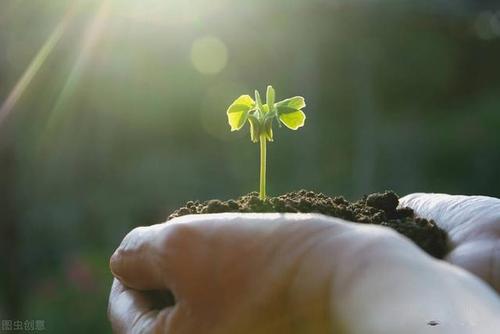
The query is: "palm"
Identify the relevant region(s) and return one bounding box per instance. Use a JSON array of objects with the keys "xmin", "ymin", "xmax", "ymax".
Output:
[{"xmin": 400, "ymin": 193, "xmax": 500, "ymax": 292}]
